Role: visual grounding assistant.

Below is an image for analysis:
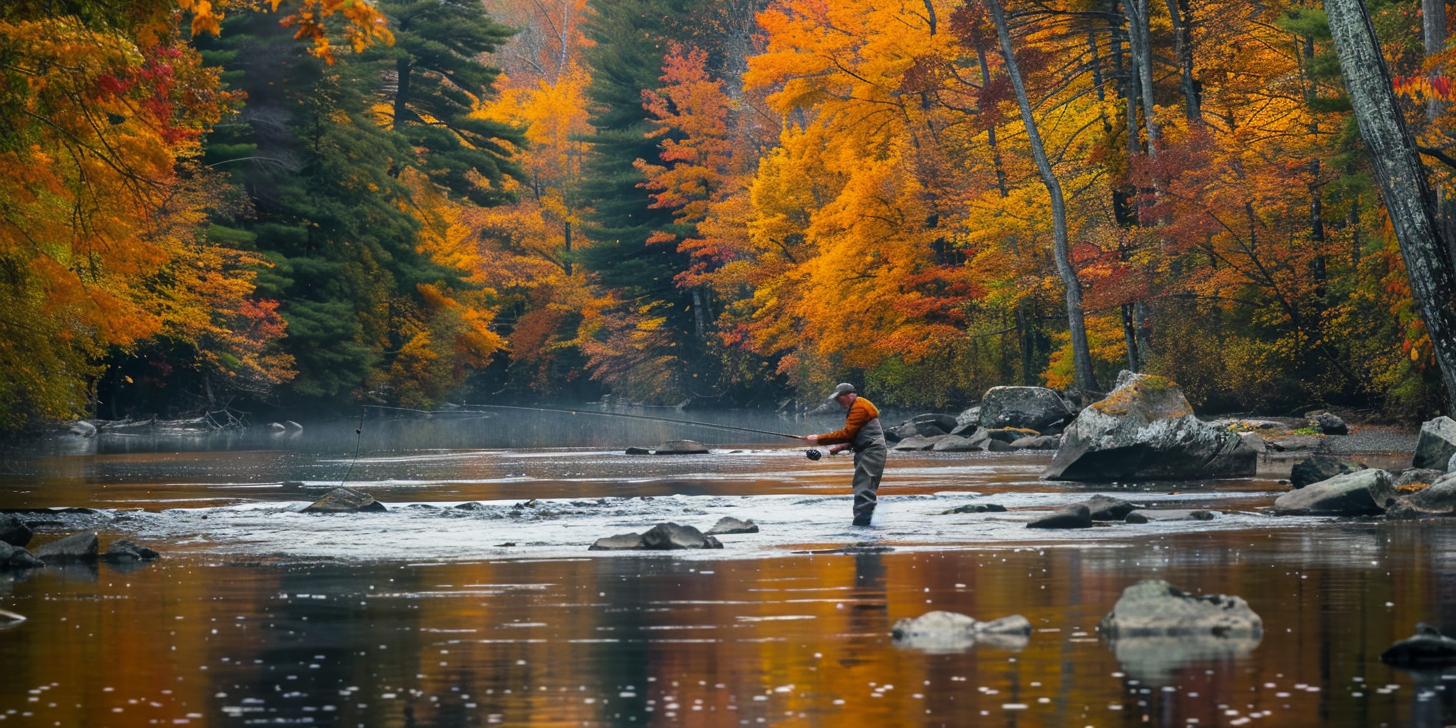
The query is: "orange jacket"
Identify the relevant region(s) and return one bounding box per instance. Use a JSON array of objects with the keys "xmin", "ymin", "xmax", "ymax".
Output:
[{"xmin": 815, "ymin": 397, "xmax": 880, "ymax": 445}]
